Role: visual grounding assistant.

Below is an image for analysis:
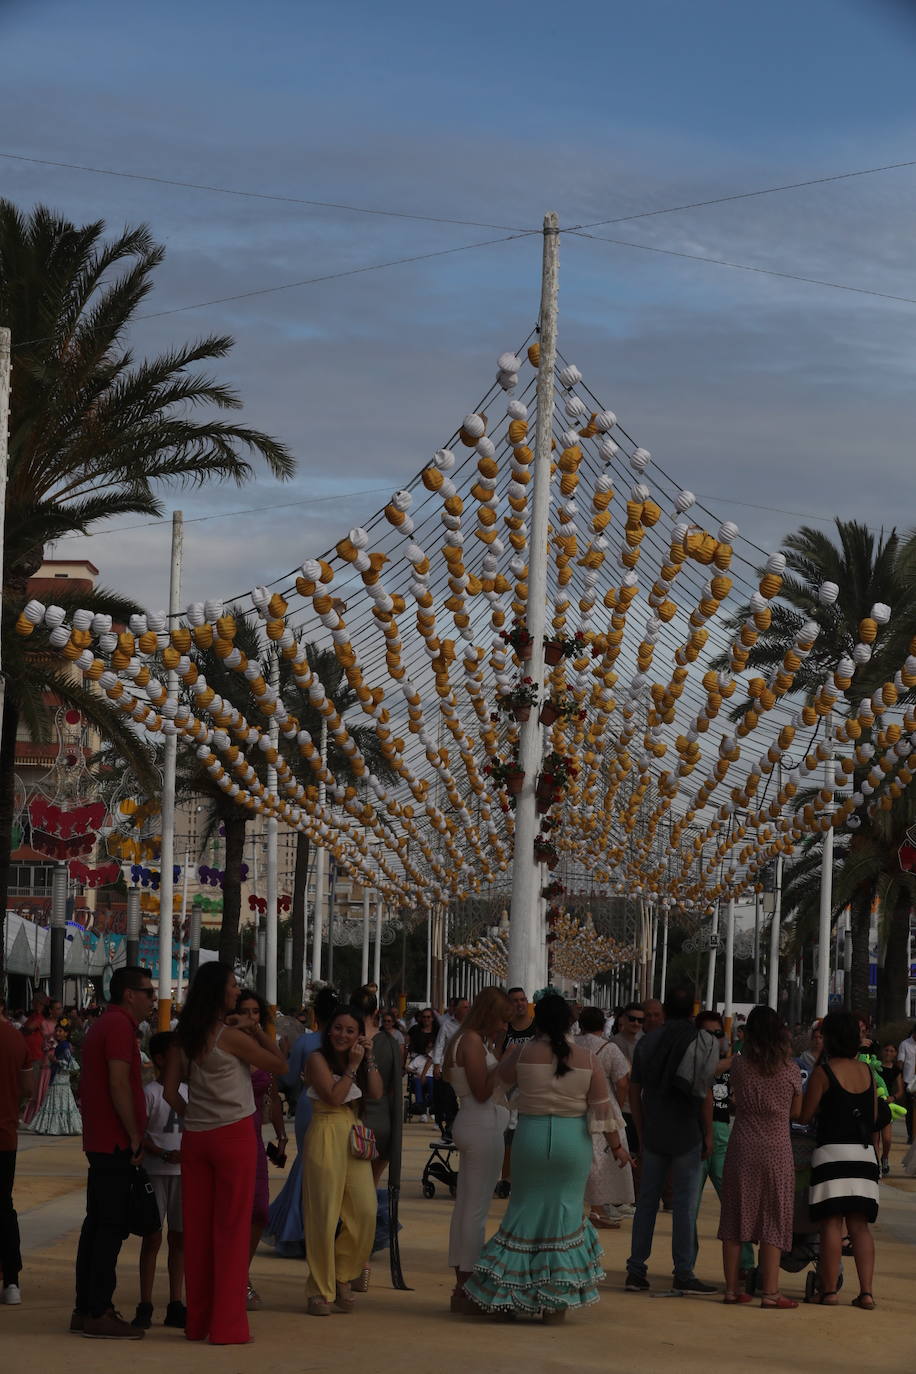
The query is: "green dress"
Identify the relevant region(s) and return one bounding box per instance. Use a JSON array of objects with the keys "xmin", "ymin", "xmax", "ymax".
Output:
[{"xmin": 464, "ymin": 1058, "xmax": 605, "ymax": 1314}]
